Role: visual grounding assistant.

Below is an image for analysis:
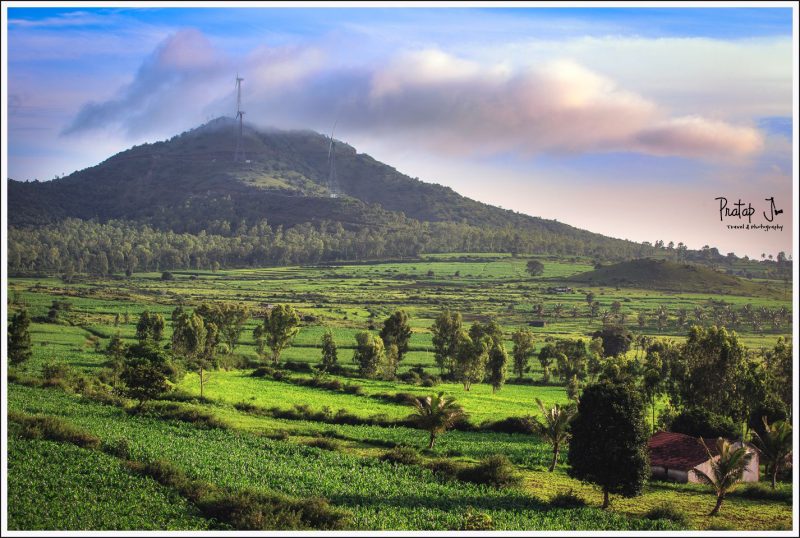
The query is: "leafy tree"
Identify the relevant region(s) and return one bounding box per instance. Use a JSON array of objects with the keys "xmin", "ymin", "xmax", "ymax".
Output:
[
  {"xmin": 353, "ymin": 331, "xmax": 385, "ymax": 379},
  {"xmin": 381, "ymin": 344, "xmax": 401, "ymax": 381},
  {"xmin": 511, "ymin": 328, "xmax": 535, "ymax": 380},
  {"xmin": 8, "ymin": 308, "xmax": 33, "ymax": 366},
  {"xmin": 135, "ymin": 311, "xmax": 165, "ymax": 343},
  {"xmin": 196, "ymin": 302, "xmax": 250, "ymax": 352},
  {"xmin": 106, "ymin": 333, "xmax": 126, "ymax": 363},
  {"xmin": 319, "ymin": 329, "xmax": 338, "ymax": 372},
  {"xmin": 566, "ymin": 374, "xmax": 581, "ymax": 402},
  {"xmin": 119, "ymin": 342, "xmax": 176, "ymax": 407},
  {"xmin": 750, "ymin": 418, "xmax": 792, "ymax": 489},
  {"xmin": 591, "ymin": 325, "xmax": 632, "ymax": 357},
  {"xmin": 379, "ymin": 310, "xmax": 412, "ymax": 362},
  {"xmin": 485, "ymin": 342, "xmax": 508, "ymax": 393},
  {"xmin": 585, "ymin": 292, "xmax": 595, "ymax": 305},
  {"xmin": 172, "ymin": 310, "xmax": 217, "ymax": 398},
  {"xmin": 538, "ymin": 344, "xmax": 557, "ymax": 383},
  {"xmin": 253, "ymin": 304, "xmax": 300, "ymax": 365},
  {"xmin": 431, "ymin": 310, "xmax": 463, "ymax": 376},
  {"xmin": 533, "ymin": 398, "xmax": 577, "ymax": 471},
  {"xmin": 567, "ymin": 381, "xmax": 649, "ymax": 509},
  {"xmin": 410, "ymin": 392, "xmax": 465, "ymax": 448},
  {"xmin": 454, "ymin": 330, "xmax": 489, "ymax": 391},
  {"xmin": 526, "ymin": 259, "xmax": 544, "ymax": 276},
  {"xmin": 692, "ymin": 438, "xmax": 754, "ymax": 516},
  {"xmin": 763, "ymin": 337, "xmax": 792, "ymax": 414}
]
